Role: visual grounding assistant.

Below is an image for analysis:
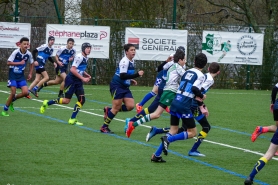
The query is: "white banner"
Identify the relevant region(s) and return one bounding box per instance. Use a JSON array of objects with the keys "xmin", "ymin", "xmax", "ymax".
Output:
[
  {"xmin": 0, "ymin": 22, "xmax": 31, "ymax": 48},
  {"xmin": 125, "ymin": 28, "xmax": 188, "ymax": 61},
  {"xmin": 202, "ymin": 31, "xmax": 264, "ymax": 65},
  {"xmin": 46, "ymin": 24, "xmax": 110, "ymax": 59}
]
